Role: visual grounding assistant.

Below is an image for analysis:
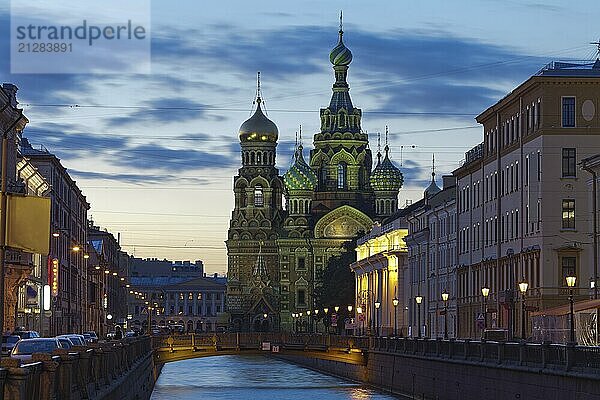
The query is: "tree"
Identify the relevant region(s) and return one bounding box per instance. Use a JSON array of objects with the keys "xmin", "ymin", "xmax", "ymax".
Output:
[{"xmin": 314, "ymin": 237, "xmax": 358, "ymax": 309}]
